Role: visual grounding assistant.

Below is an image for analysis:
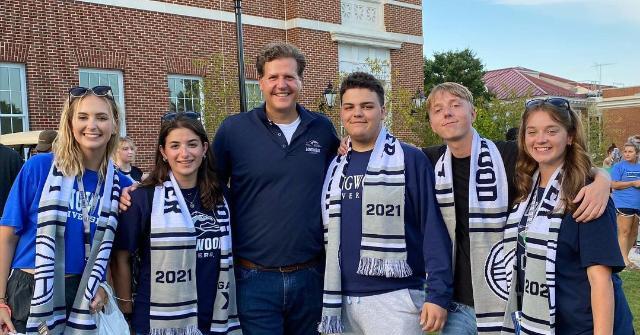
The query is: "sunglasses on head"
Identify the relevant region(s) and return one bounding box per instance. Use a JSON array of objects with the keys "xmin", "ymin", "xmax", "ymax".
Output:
[
  {"xmin": 161, "ymin": 111, "xmax": 201, "ymax": 122},
  {"xmin": 525, "ymin": 97, "xmax": 571, "ymax": 111},
  {"xmin": 68, "ymin": 86, "xmax": 113, "ymax": 102}
]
